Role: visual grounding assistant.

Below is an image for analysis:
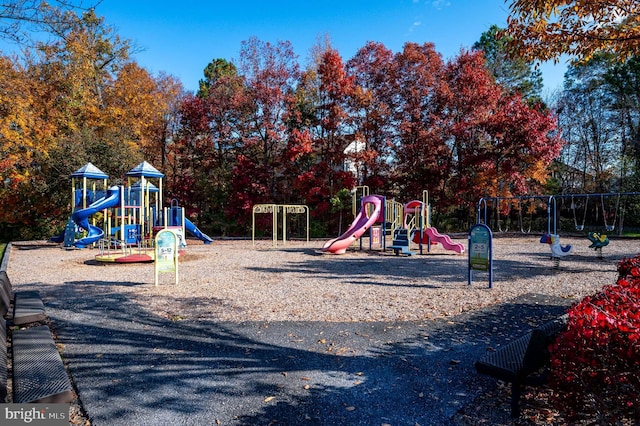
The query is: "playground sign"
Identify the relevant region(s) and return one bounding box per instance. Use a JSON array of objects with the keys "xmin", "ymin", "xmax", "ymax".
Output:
[
  {"xmin": 372, "ymin": 226, "xmax": 381, "ymax": 245},
  {"xmin": 468, "ymin": 223, "xmax": 493, "ymax": 288},
  {"xmin": 155, "ymin": 229, "xmax": 179, "ymax": 286}
]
